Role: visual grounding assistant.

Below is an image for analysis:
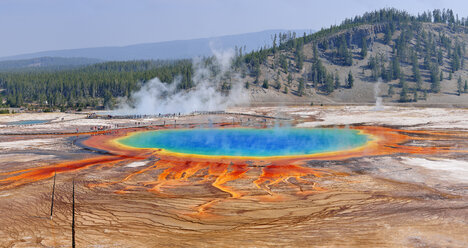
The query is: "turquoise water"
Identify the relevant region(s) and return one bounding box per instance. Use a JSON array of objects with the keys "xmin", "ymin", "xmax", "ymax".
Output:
[
  {"xmin": 118, "ymin": 128, "xmax": 370, "ymax": 157},
  {"xmin": 7, "ymin": 120, "xmax": 49, "ymax": 125}
]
